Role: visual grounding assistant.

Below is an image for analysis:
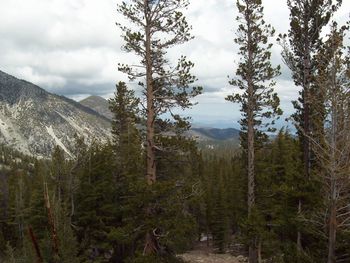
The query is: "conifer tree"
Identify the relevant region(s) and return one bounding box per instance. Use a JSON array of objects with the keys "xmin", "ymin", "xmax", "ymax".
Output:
[
  {"xmin": 117, "ymin": 0, "xmax": 202, "ymax": 256},
  {"xmin": 256, "ymin": 130, "xmax": 306, "ymax": 262},
  {"xmin": 279, "ymin": 0, "xmax": 342, "ymax": 254},
  {"xmin": 226, "ymin": 0, "xmax": 282, "ymax": 262},
  {"xmin": 210, "ymin": 159, "xmax": 230, "ymax": 253},
  {"xmin": 311, "ymin": 22, "xmax": 350, "ymax": 263},
  {"xmin": 108, "ymin": 82, "xmax": 144, "ymax": 262},
  {"xmin": 117, "ymin": 0, "xmax": 202, "ymax": 184},
  {"xmin": 74, "ymin": 143, "xmax": 118, "ymax": 262},
  {"xmin": 109, "ymin": 81, "xmax": 142, "ymax": 177}
]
